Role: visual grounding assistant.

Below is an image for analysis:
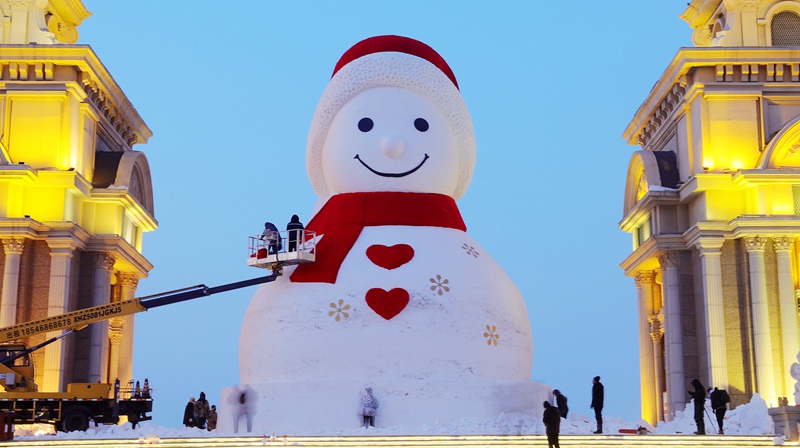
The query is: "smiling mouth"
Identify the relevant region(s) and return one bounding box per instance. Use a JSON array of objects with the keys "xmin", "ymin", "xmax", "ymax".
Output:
[{"xmin": 354, "ymin": 154, "xmax": 430, "ymax": 178}]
